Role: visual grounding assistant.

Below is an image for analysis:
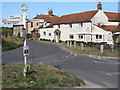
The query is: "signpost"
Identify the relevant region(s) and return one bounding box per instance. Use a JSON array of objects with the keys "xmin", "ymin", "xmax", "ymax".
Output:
[
  {"xmin": 28, "ymin": 19, "xmax": 44, "ymax": 22},
  {"xmin": 23, "ymin": 46, "xmax": 29, "ymax": 57},
  {"xmin": 2, "ymin": 14, "xmax": 24, "ymax": 25},
  {"xmin": 21, "ymin": 4, "xmax": 29, "ymax": 76}
]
